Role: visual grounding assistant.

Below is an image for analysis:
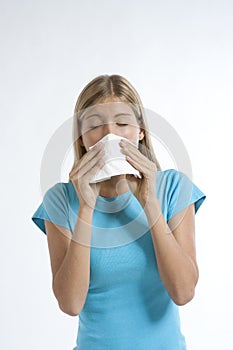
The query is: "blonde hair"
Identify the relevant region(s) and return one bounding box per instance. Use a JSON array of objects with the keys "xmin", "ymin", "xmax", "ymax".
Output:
[{"xmin": 68, "ymin": 74, "xmax": 161, "ymax": 181}]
